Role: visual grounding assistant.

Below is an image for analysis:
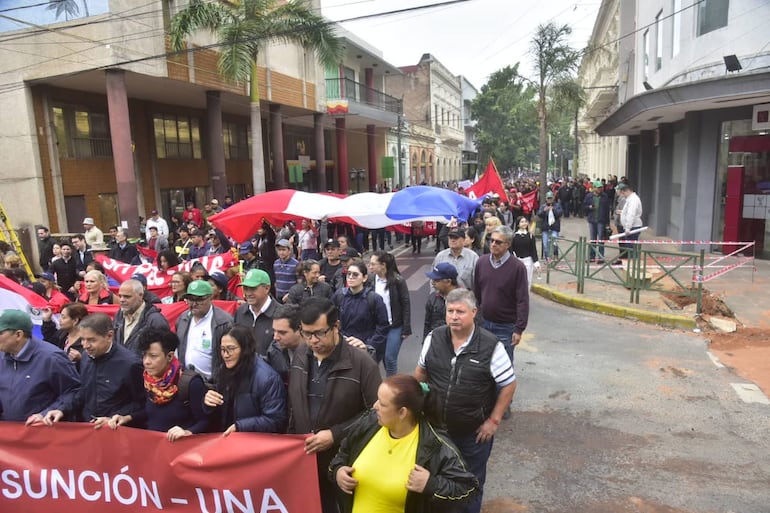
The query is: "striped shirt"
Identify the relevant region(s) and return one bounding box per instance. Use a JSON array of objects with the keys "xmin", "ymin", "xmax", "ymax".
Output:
[
  {"xmin": 273, "ymin": 257, "xmax": 298, "ymax": 299},
  {"xmin": 419, "ymin": 327, "xmax": 515, "ymax": 387}
]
